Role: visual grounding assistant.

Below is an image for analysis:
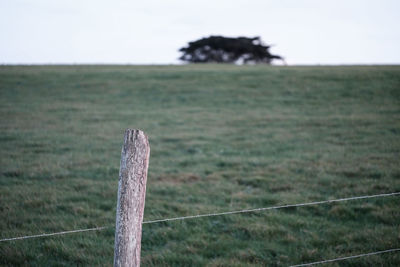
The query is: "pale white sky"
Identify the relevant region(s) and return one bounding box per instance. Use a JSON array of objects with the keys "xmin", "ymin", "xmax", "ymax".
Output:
[{"xmin": 1, "ymin": 0, "xmax": 399, "ymax": 65}]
